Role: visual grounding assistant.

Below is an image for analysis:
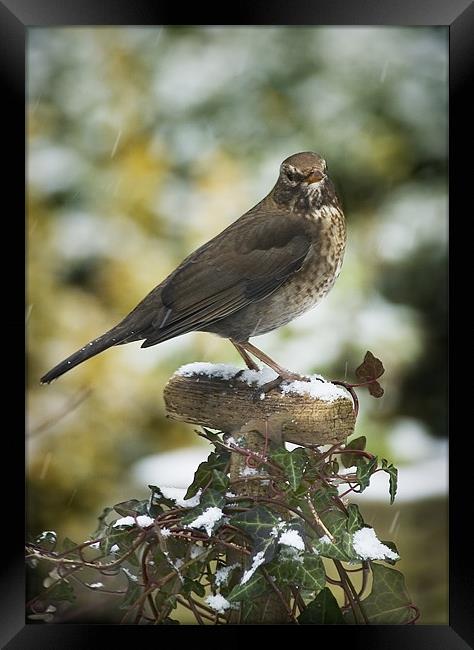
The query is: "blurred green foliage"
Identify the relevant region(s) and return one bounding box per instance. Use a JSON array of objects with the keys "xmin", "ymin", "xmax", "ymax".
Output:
[{"xmin": 27, "ymin": 27, "xmax": 447, "ymax": 621}]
